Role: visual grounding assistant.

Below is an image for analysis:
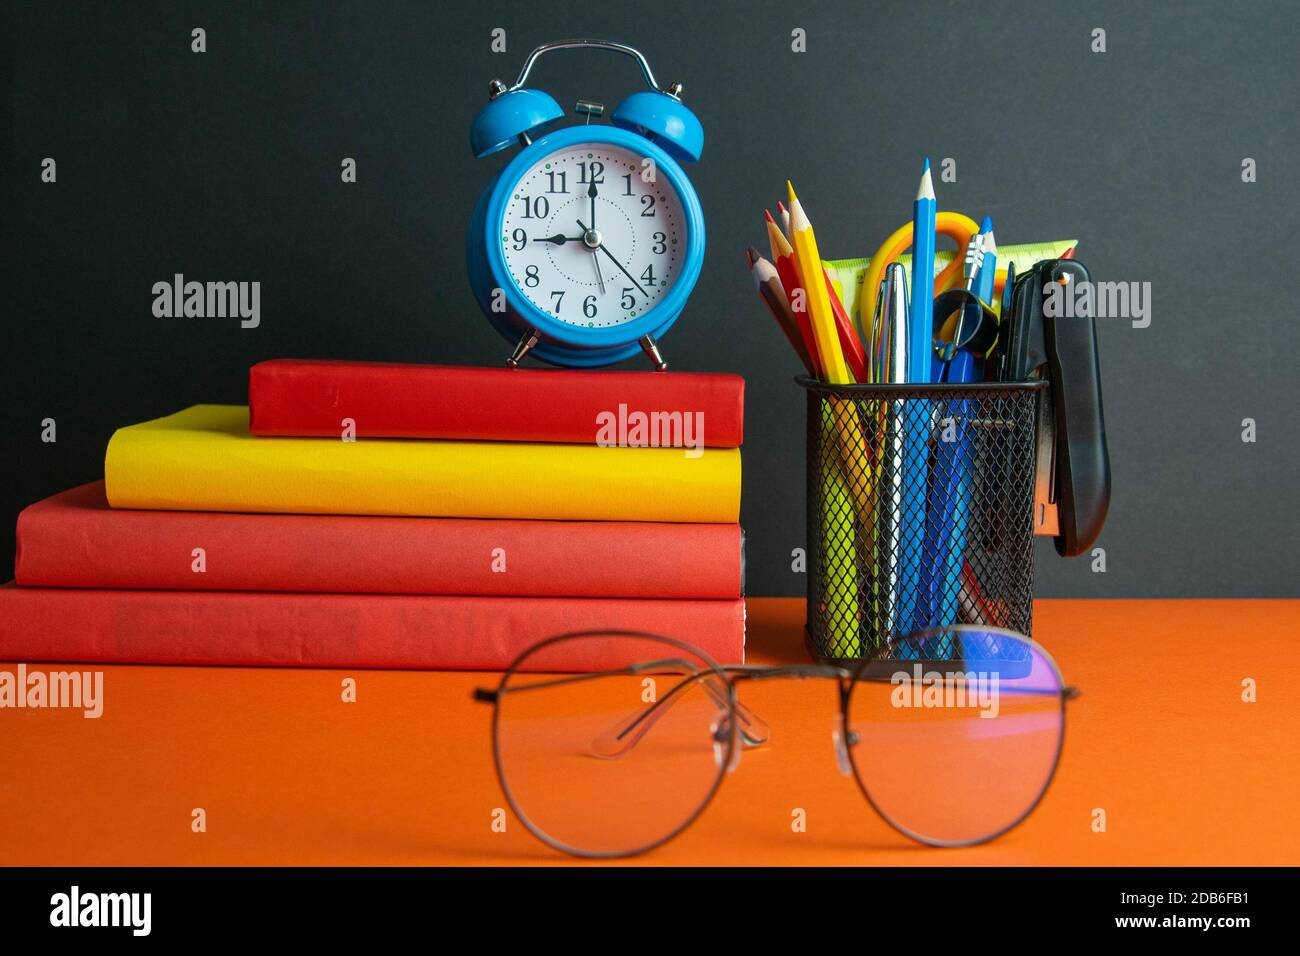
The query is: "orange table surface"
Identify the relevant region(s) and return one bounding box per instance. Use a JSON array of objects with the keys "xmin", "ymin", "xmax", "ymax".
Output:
[{"xmin": 1, "ymin": 598, "xmax": 1296, "ymax": 867}]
